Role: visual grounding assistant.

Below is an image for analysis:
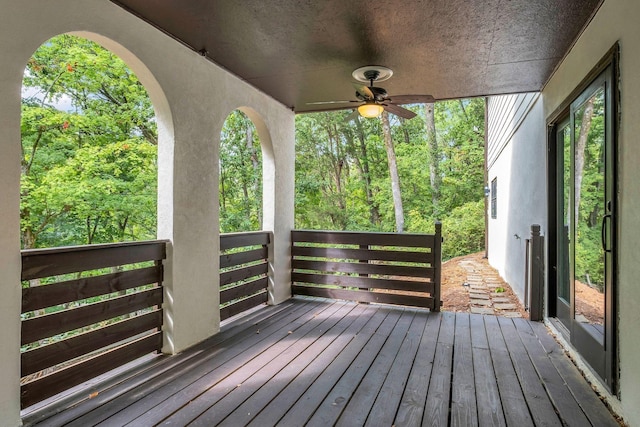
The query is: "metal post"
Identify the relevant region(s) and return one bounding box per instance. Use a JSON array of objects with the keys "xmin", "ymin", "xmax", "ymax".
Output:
[
  {"xmin": 524, "ymin": 238, "xmax": 530, "ymax": 311},
  {"xmin": 433, "ymin": 222, "xmax": 442, "ymax": 312},
  {"xmin": 529, "ymin": 224, "xmax": 545, "ymax": 321}
]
